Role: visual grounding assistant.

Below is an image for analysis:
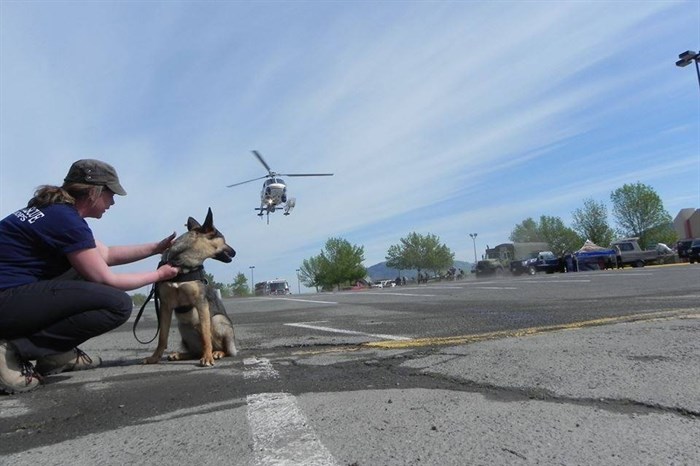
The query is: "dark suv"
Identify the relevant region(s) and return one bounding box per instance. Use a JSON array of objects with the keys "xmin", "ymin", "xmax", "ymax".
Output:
[
  {"xmin": 676, "ymin": 238, "xmax": 696, "ymax": 262},
  {"xmin": 688, "ymin": 239, "xmax": 700, "ymax": 264}
]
